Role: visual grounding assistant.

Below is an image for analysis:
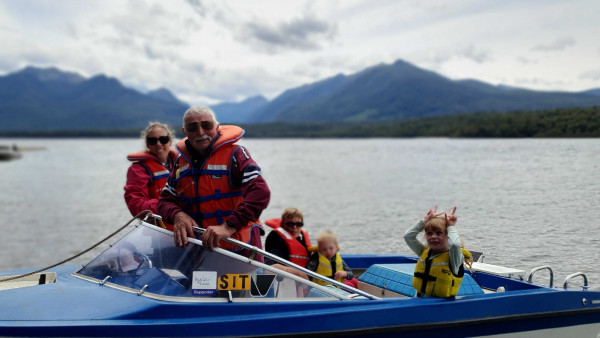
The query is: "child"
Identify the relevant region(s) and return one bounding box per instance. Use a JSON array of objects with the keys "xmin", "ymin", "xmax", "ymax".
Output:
[
  {"xmin": 306, "ymin": 230, "xmax": 358, "ymax": 288},
  {"xmin": 404, "ymin": 206, "xmax": 472, "ymax": 297}
]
